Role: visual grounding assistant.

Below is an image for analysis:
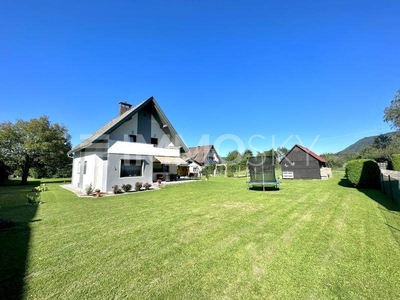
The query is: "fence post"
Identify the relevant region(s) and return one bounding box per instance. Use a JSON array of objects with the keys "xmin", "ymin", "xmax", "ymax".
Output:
[{"xmin": 388, "ymin": 175, "xmax": 395, "ymax": 203}]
